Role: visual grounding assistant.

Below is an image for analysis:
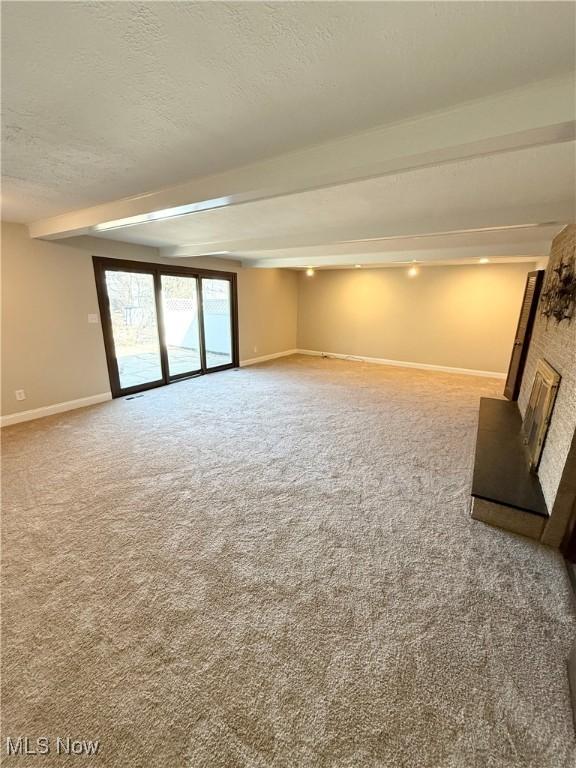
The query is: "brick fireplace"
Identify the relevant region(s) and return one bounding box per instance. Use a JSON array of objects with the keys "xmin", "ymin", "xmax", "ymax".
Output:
[{"xmin": 470, "ymin": 225, "xmax": 576, "ymax": 546}]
